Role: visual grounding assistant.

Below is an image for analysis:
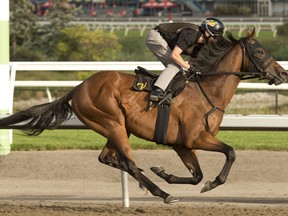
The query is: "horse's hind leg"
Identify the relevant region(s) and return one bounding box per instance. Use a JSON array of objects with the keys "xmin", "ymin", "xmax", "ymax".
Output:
[
  {"xmin": 151, "ymin": 147, "xmax": 203, "ymax": 185},
  {"xmin": 99, "ymin": 137, "xmax": 143, "ymax": 171},
  {"xmin": 98, "ymin": 132, "xmax": 177, "ymax": 204},
  {"xmin": 98, "ymin": 143, "xmax": 123, "ymax": 169},
  {"xmin": 72, "ymin": 83, "xmax": 176, "ymax": 203}
]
